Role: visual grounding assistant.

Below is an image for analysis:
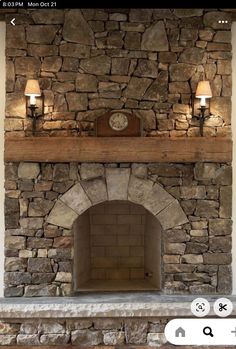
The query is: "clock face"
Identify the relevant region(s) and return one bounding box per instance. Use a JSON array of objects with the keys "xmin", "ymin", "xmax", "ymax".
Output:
[{"xmin": 109, "ymin": 112, "xmax": 129, "ymax": 131}]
